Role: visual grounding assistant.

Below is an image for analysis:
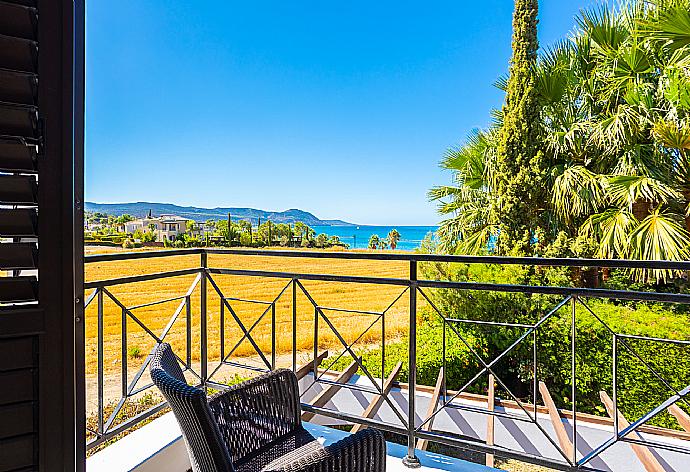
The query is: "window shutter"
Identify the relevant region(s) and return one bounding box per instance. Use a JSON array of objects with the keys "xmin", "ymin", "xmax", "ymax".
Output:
[
  {"xmin": 0, "ymin": 0, "xmax": 84, "ymax": 469},
  {"xmin": 0, "ymin": 2, "xmax": 40, "ymax": 471}
]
